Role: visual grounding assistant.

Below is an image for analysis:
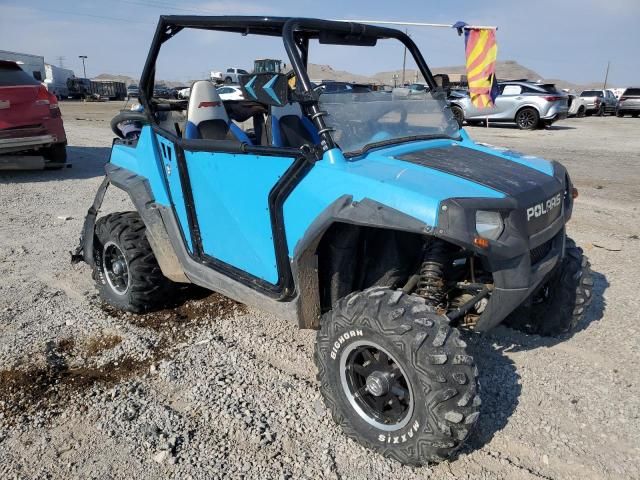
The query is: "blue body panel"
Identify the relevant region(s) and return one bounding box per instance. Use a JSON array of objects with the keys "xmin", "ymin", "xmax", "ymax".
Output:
[
  {"xmin": 284, "ymin": 133, "xmax": 555, "ymax": 257},
  {"xmin": 109, "ymin": 124, "xmax": 555, "ymax": 286},
  {"xmin": 109, "ymin": 127, "xmax": 171, "ymax": 206},
  {"xmin": 109, "ymin": 126, "xmax": 193, "ymax": 251},
  {"xmin": 185, "ymin": 151, "xmax": 294, "ymax": 283}
]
